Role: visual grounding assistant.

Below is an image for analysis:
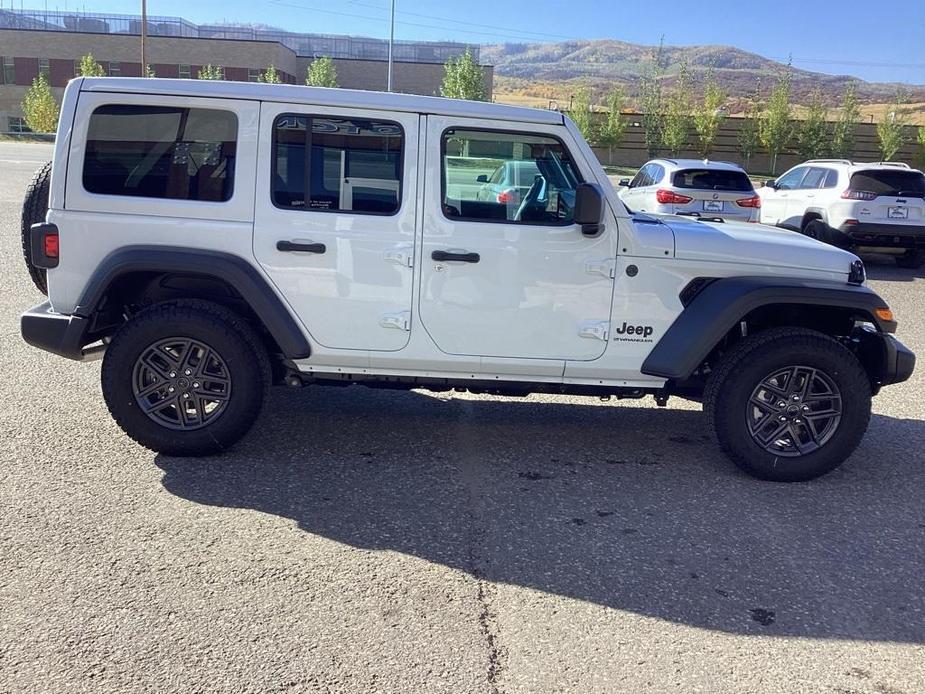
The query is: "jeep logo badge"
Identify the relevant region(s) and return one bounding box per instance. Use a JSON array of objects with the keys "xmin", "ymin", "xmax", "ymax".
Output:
[{"xmin": 614, "ymin": 322, "xmax": 654, "ymax": 339}]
